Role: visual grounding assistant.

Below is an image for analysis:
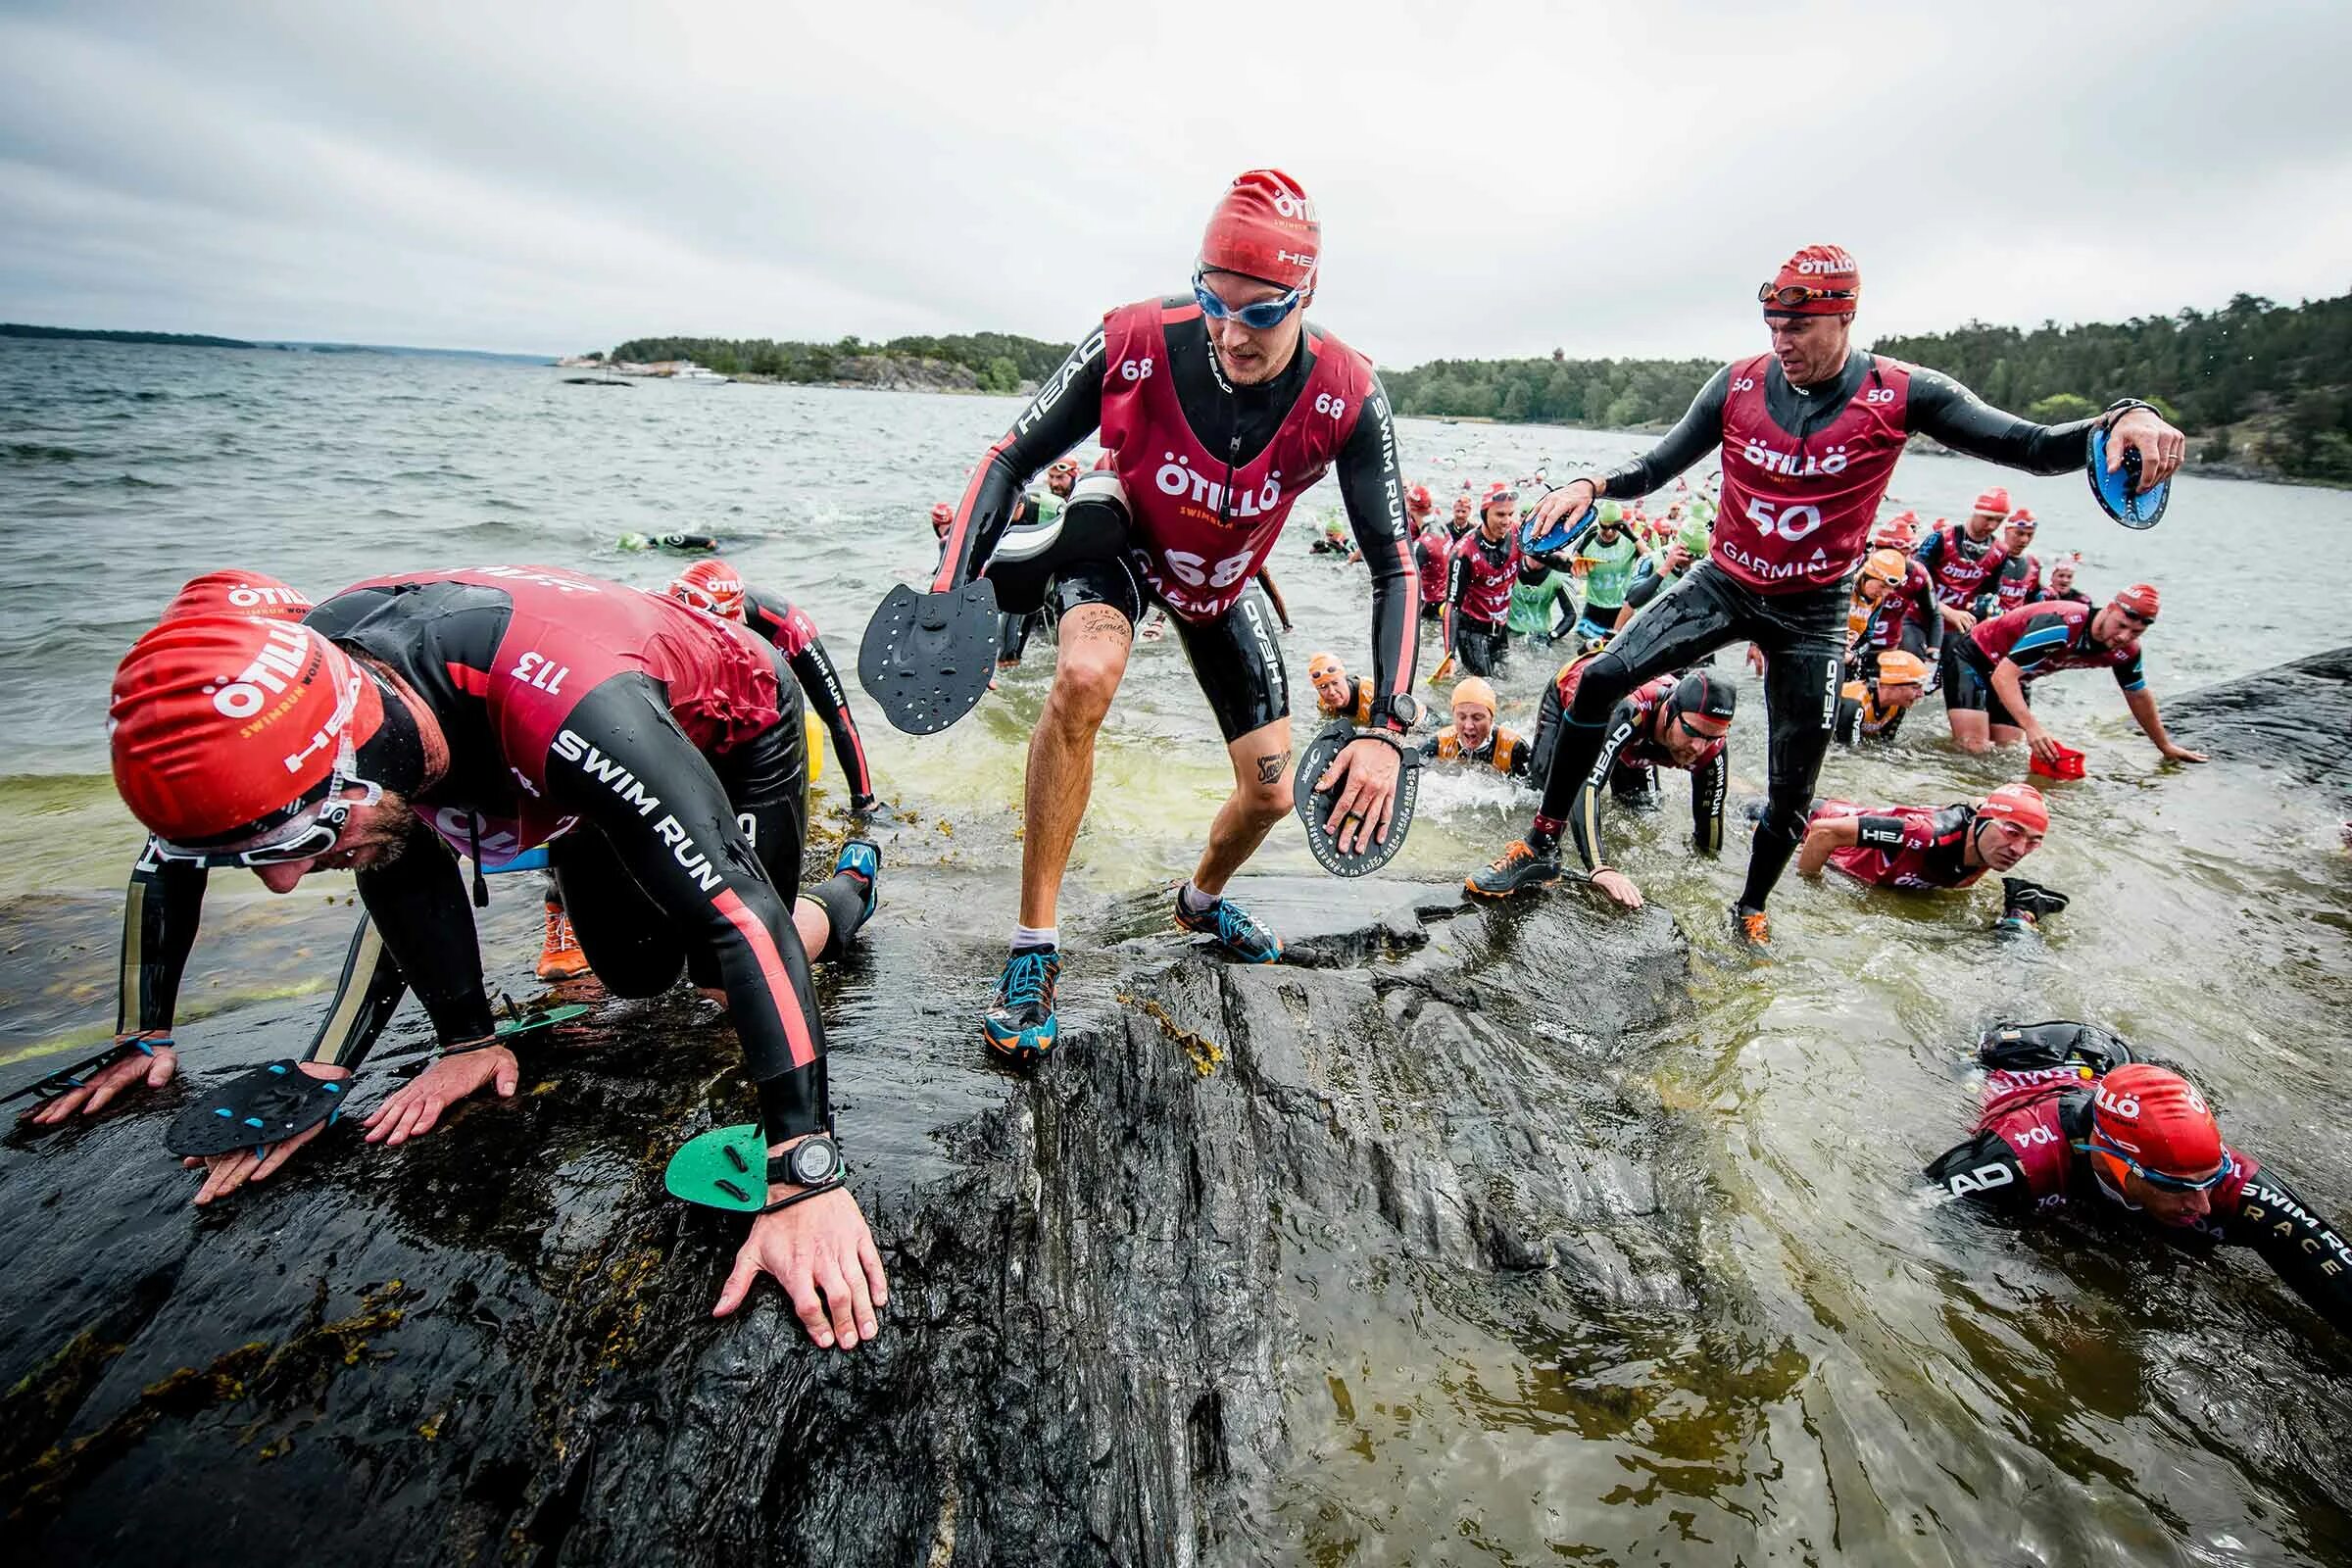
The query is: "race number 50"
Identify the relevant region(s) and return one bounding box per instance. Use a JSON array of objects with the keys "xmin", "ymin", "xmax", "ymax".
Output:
[{"xmin": 1745, "ymin": 496, "xmax": 1825, "ymax": 542}]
